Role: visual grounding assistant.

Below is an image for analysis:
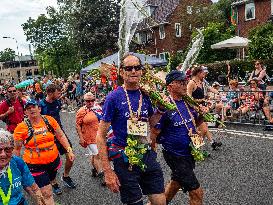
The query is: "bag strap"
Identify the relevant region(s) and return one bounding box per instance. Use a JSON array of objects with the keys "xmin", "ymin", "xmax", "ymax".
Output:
[
  {"xmin": 24, "ymin": 118, "xmax": 34, "ymax": 145},
  {"xmin": 41, "ymin": 115, "xmax": 55, "ymax": 134}
]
